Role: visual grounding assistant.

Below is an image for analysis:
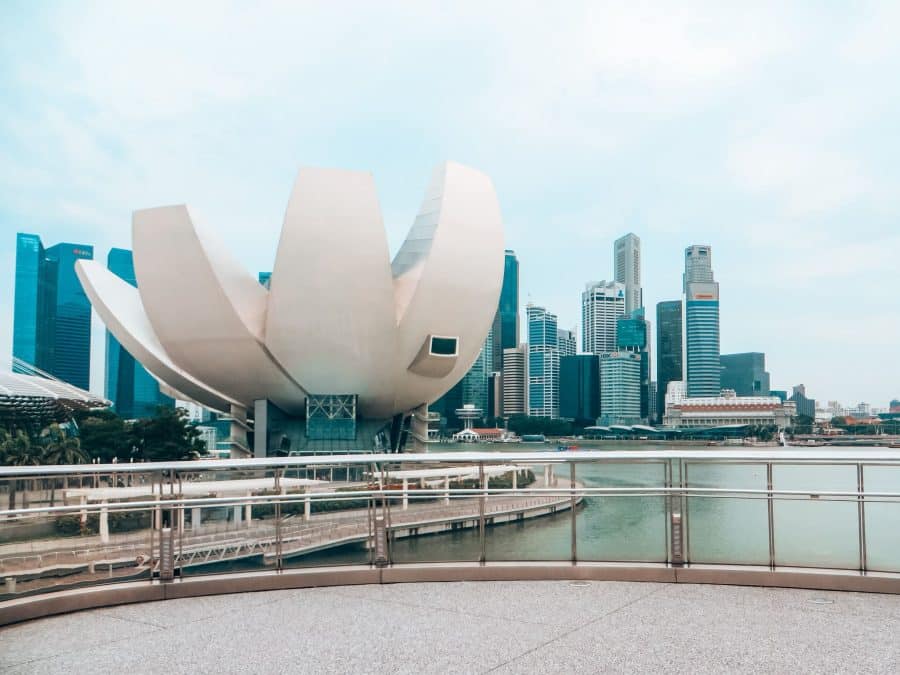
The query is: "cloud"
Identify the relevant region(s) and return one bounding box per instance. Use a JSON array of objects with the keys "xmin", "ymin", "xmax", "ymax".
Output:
[{"xmin": 0, "ymin": 2, "xmax": 898, "ymax": 405}]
